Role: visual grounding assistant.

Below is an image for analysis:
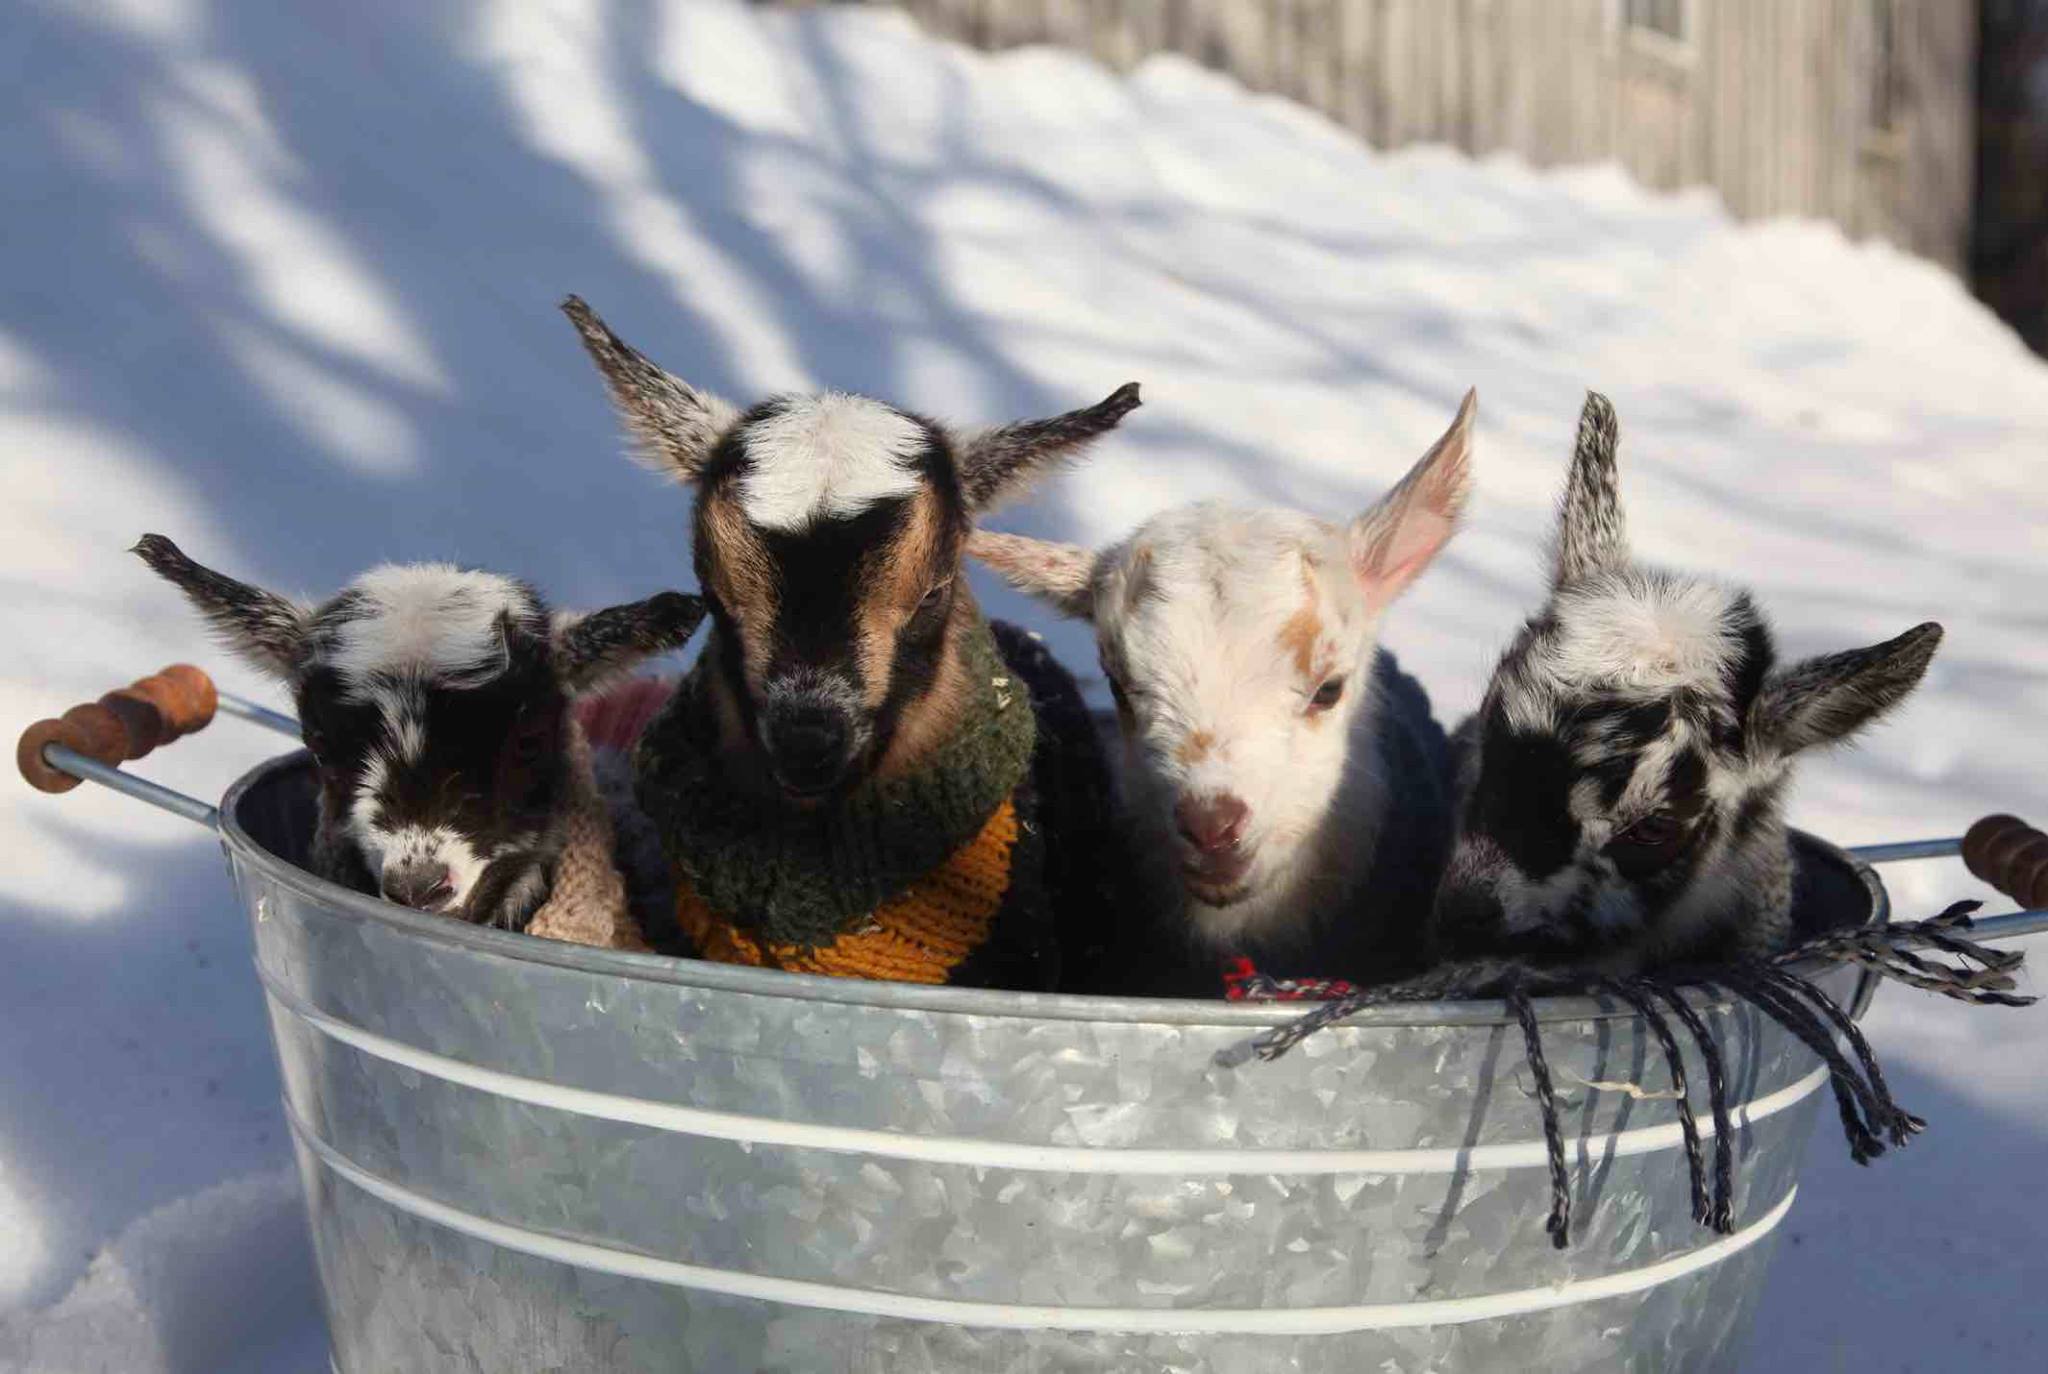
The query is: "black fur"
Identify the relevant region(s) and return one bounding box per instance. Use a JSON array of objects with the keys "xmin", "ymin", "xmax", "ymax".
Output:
[
  {"xmin": 559, "ymin": 592, "xmax": 707, "ymax": 692},
  {"xmin": 1750, "ymin": 621, "xmax": 1944, "ymax": 756},
  {"xmin": 1433, "ymin": 388, "xmax": 1943, "ymax": 971},
  {"xmin": 132, "ymin": 534, "xmax": 305, "ymax": 677},
  {"xmin": 1470, "ymin": 707, "xmax": 1578, "ymax": 881},
  {"xmin": 566, "ymin": 295, "xmax": 1139, "ymax": 806},
  {"xmin": 137, "ymin": 532, "xmax": 704, "ymax": 927},
  {"xmin": 984, "ymin": 621, "xmax": 1121, "ymax": 994},
  {"xmin": 956, "ymin": 383, "xmax": 1141, "ymax": 511},
  {"xmin": 561, "ymin": 294, "xmax": 730, "ymax": 479}
]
